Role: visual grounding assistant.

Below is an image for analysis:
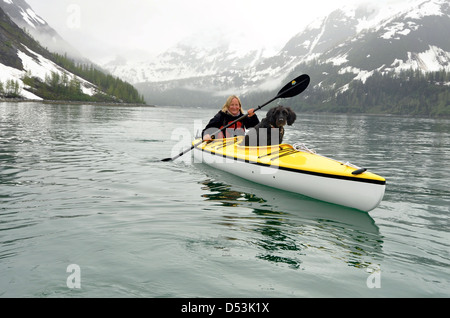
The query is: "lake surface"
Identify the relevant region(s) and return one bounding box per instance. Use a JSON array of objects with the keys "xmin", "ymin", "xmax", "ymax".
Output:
[{"xmin": 0, "ymin": 102, "xmax": 449, "ymax": 298}]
